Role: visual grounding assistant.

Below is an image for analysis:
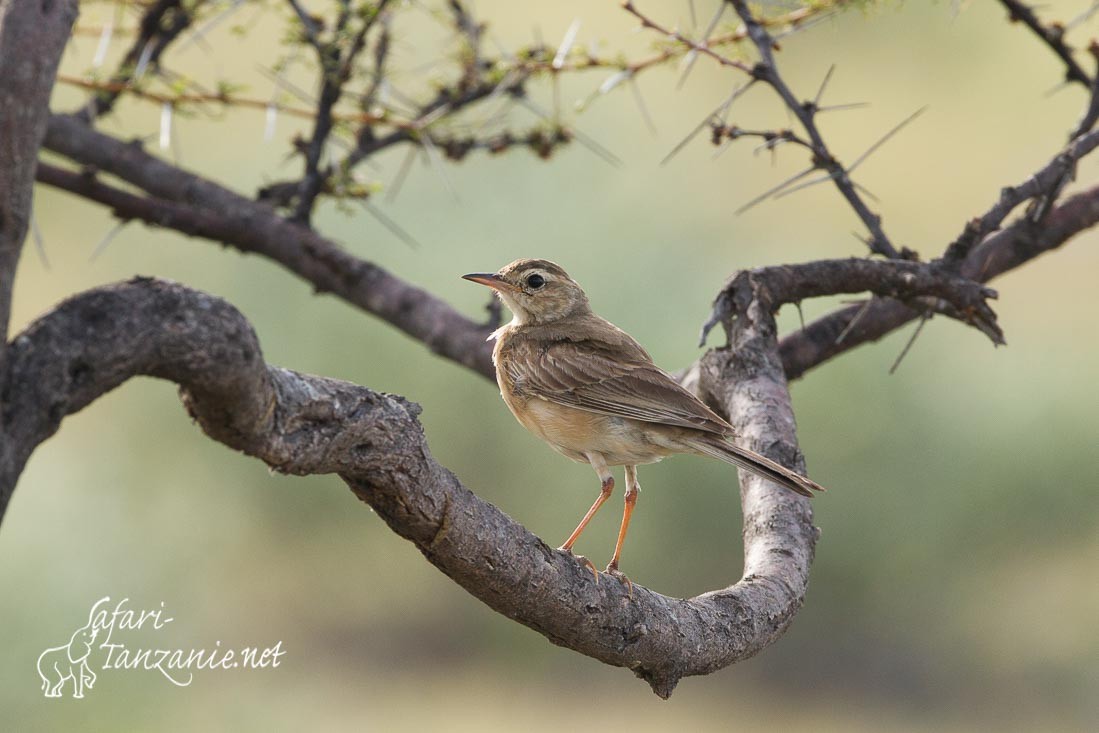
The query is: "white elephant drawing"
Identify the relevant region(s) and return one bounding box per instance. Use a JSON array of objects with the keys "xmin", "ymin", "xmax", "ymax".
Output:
[{"xmin": 37, "ymin": 623, "xmax": 98, "ymax": 698}]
